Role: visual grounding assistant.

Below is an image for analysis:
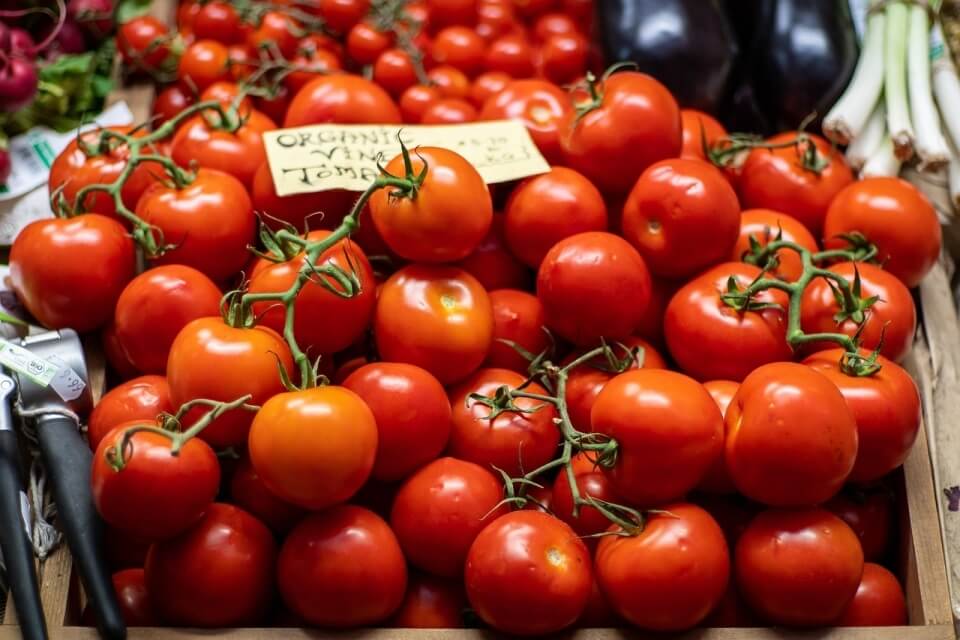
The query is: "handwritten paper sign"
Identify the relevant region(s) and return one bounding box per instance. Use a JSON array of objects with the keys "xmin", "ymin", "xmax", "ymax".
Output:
[{"xmin": 263, "ymin": 120, "xmax": 551, "ymax": 196}]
